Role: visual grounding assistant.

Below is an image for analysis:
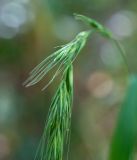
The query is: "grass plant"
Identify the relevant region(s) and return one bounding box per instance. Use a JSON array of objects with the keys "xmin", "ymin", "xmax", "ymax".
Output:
[{"xmin": 24, "ymin": 14, "xmax": 129, "ymax": 160}]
